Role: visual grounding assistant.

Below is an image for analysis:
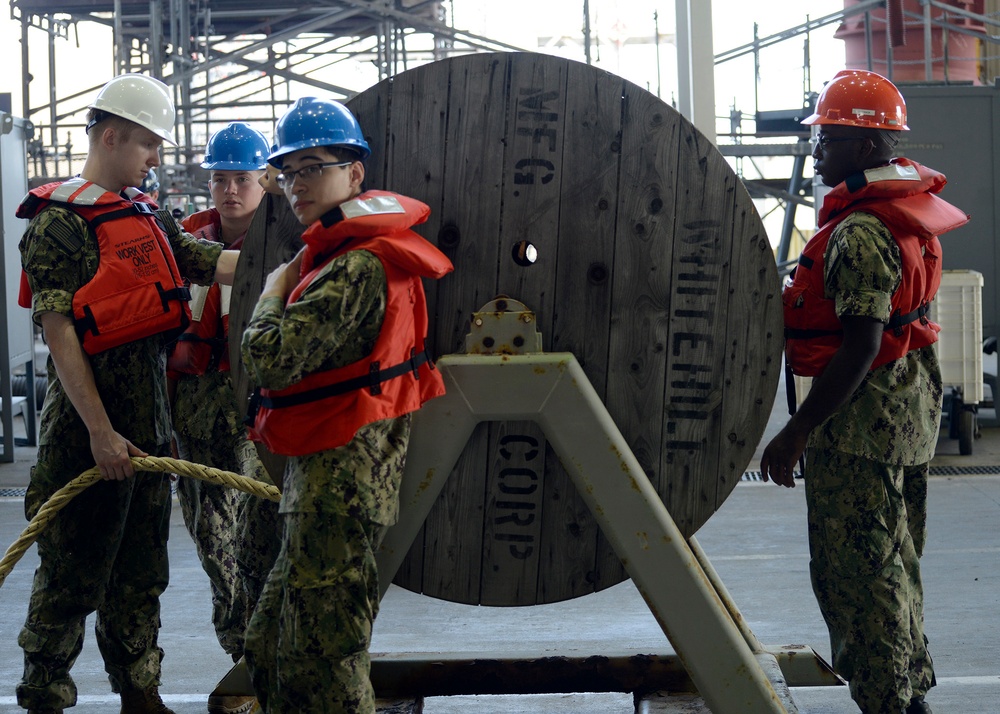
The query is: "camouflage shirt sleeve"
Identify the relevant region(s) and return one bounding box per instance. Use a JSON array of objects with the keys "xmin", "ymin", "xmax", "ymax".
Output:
[
  {"xmin": 18, "ymin": 205, "xmax": 95, "ymax": 324},
  {"xmin": 160, "ymin": 210, "xmax": 224, "ymax": 284},
  {"xmin": 824, "ymin": 210, "xmax": 901, "ymax": 323},
  {"xmin": 242, "ymin": 249, "xmax": 387, "ymax": 390}
]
